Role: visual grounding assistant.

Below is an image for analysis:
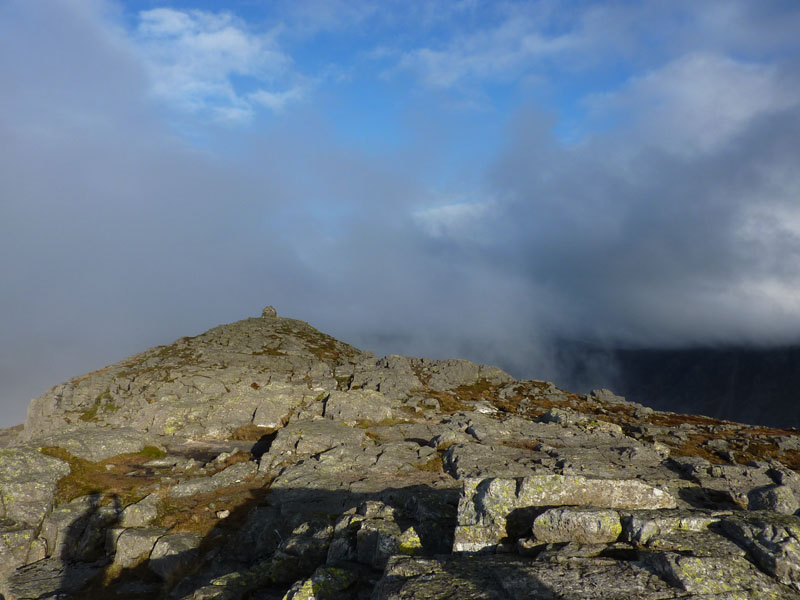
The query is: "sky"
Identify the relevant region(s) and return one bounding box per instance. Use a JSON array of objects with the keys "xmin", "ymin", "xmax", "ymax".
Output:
[{"xmin": 2, "ymin": 0, "xmax": 800, "ymax": 427}]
